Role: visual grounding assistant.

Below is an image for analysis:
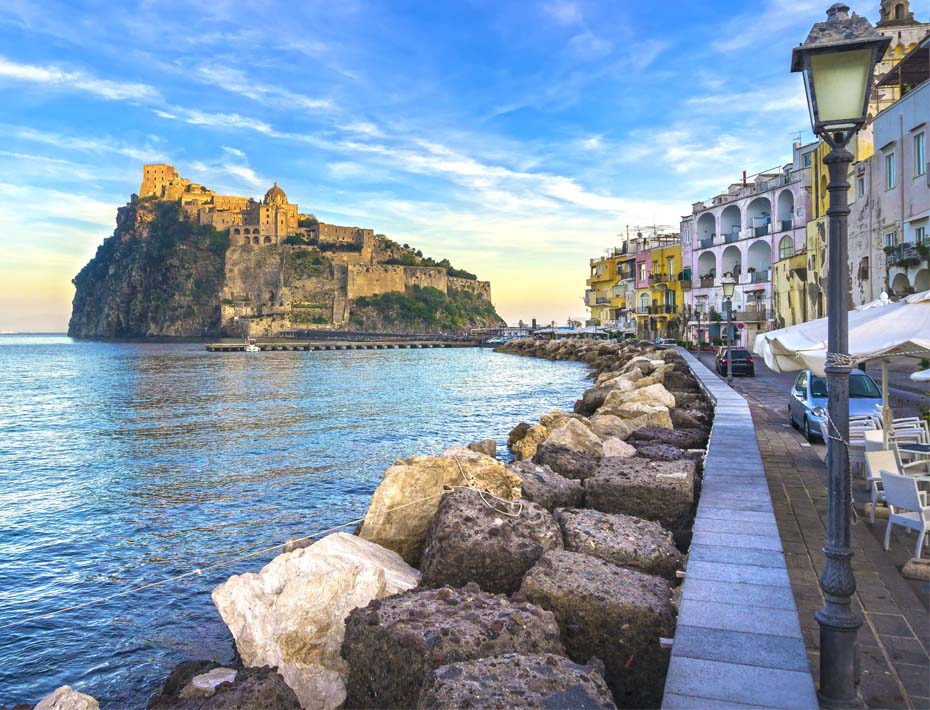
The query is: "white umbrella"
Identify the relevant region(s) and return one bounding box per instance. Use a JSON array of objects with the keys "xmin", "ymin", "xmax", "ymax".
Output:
[
  {"xmin": 912, "ymin": 368, "xmax": 930, "ymax": 382},
  {"xmin": 754, "ymin": 289, "xmax": 930, "ymax": 430}
]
